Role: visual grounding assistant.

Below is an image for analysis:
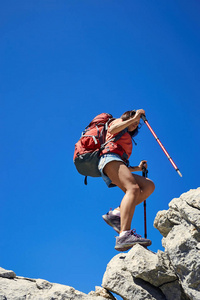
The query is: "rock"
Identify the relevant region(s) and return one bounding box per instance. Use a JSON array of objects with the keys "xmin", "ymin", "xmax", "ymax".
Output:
[
  {"xmin": 153, "ymin": 210, "xmax": 175, "ymax": 237},
  {"xmin": 102, "ymin": 248, "xmax": 166, "ymax": 299},
  {"xmin": 0, "ymin": 276, "xmax": 109, "ymax": 300},
  {"xmin": 36, "ymin": 279, "xmax": 53, "ymax": 290},
  {"xmin": 160, "ymin": 280, "xmax": 188, "ymax": 300},
  {"xmin": 156, "ymin": 188, "xmax": 200, "ymax": 299},
  {"xmin": 157, "ymin": 189, "xmax": 200, "ymax": 299},
  {"xmin": 89, "ymin": 286, "xmax": 117, "ymax": 299},
  {"xmin": 0, "ymin": 267, "xmax": 16, "ymax": 279},
  {"xmin": 162, "ymin": 223, "xmax": 200, "ymax": 299},
  {"xmin": 126, "ymin": 247, "xmax": 177, "ymax": 286},
  {"xmin": 181, "ymin": 188, "xmax": 200, "ymax": 210}
]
